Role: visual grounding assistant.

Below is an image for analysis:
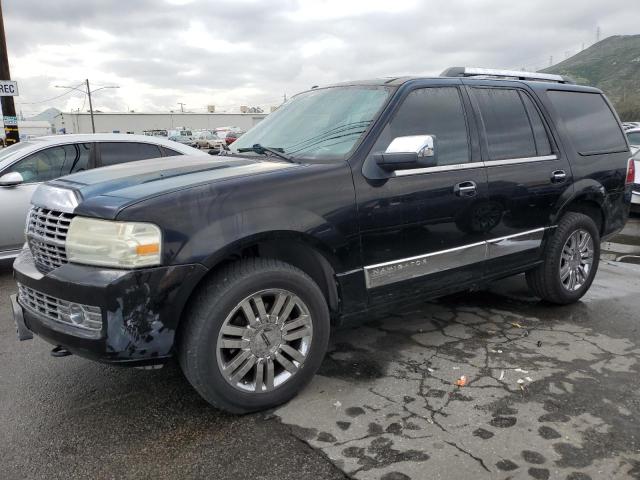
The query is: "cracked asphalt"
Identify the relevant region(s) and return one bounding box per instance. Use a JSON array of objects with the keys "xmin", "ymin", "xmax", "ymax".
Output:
[{"xmin": 2, "ymin": 259, "xmax": 640, "ymax": 480}]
